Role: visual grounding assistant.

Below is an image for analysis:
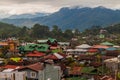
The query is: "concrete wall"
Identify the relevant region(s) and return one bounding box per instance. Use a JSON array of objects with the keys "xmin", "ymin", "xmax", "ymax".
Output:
[
  {"xmin": 0, "ymin": 72, "xmax": 26, "ymax": 80},
  {"xmin": 38, "ymin": 64, "xmax": 61, "ymax": 80}
]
